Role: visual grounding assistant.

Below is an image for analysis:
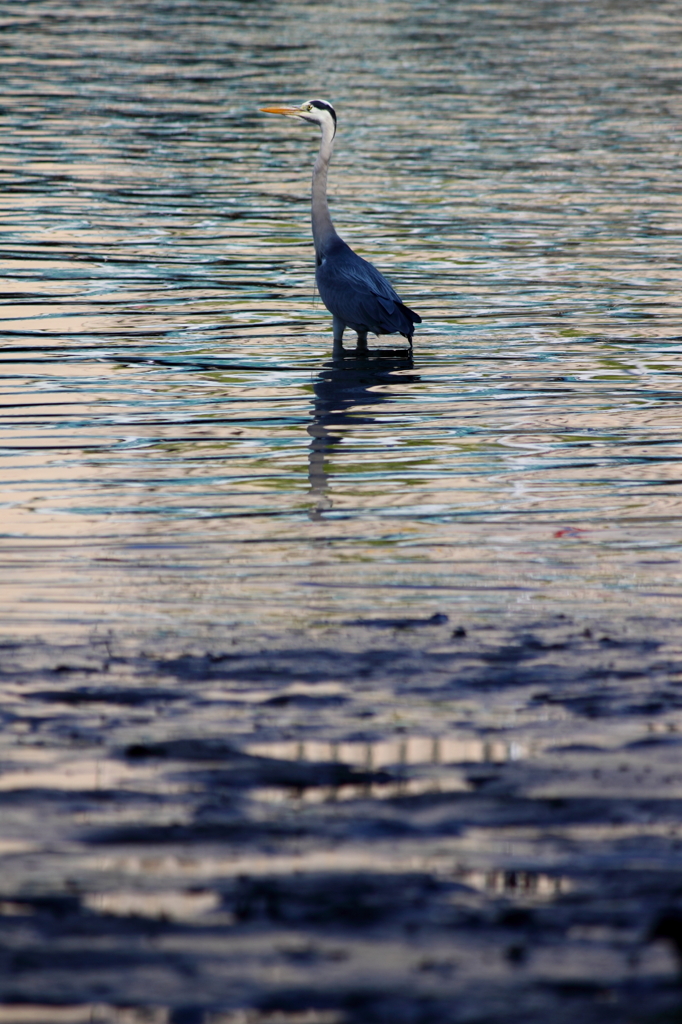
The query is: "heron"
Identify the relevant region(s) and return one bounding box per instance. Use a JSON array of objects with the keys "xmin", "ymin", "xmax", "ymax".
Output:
[{"xmin": 260, "ymin": 99, "xmax": 421, "ymax": 355}]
